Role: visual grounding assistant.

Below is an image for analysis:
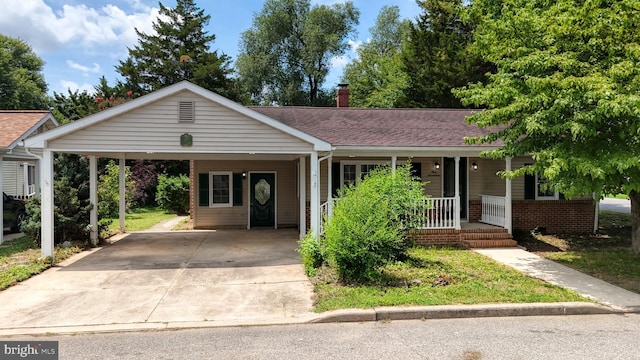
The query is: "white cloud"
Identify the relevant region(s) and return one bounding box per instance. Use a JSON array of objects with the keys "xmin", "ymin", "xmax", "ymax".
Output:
[
  {"xmin": 59, "ymin": 80, "xmax": 95, "ymax": 94},
  {"xmin": 66, "ymin": 60, "xmax": 101, "ymax": 75},
  {"xmin": 0, "ymin": 0, "xmax": 159, "ymax": 53}
]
